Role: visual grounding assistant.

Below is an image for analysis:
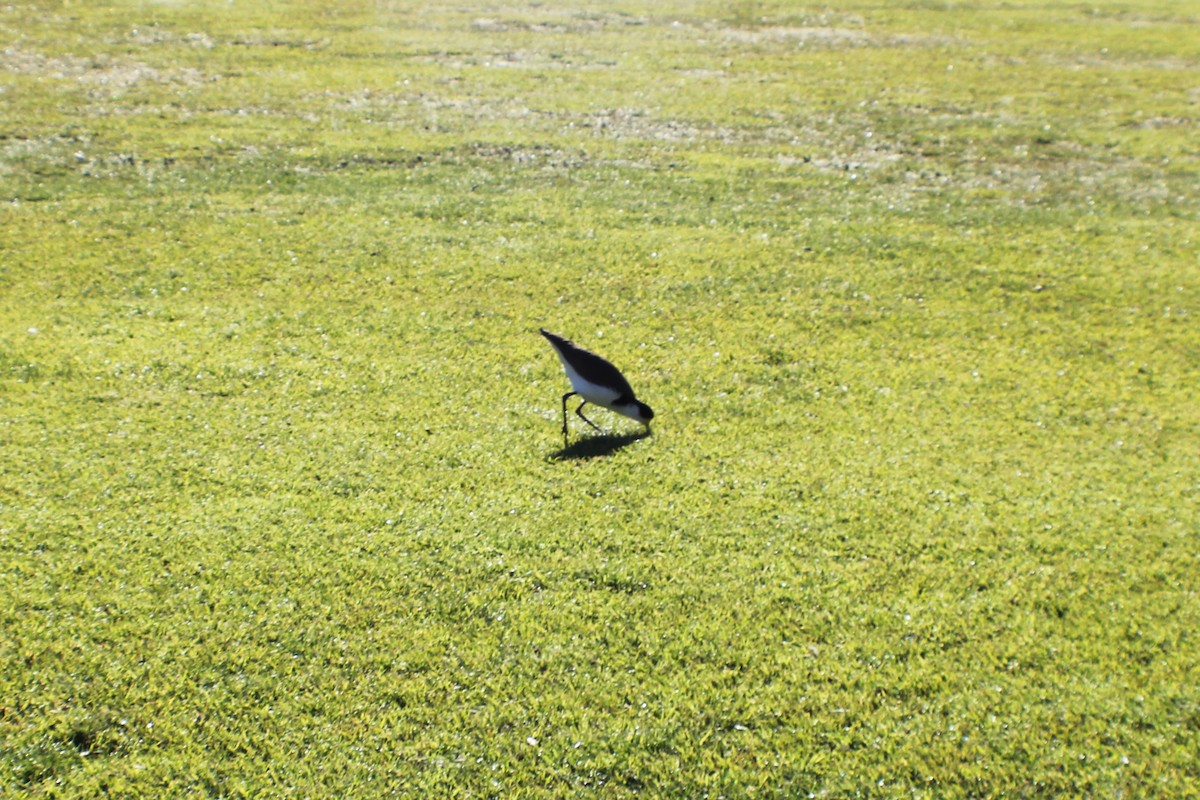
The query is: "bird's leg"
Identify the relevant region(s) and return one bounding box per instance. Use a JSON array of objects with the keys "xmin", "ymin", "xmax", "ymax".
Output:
[
  {"xmin": 560, "ymin": 392, "xmax": 577, "ymax": 437},
  {"xmin": 575, "ymin": 400, "xmax": 604, "ymax": 433}
]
